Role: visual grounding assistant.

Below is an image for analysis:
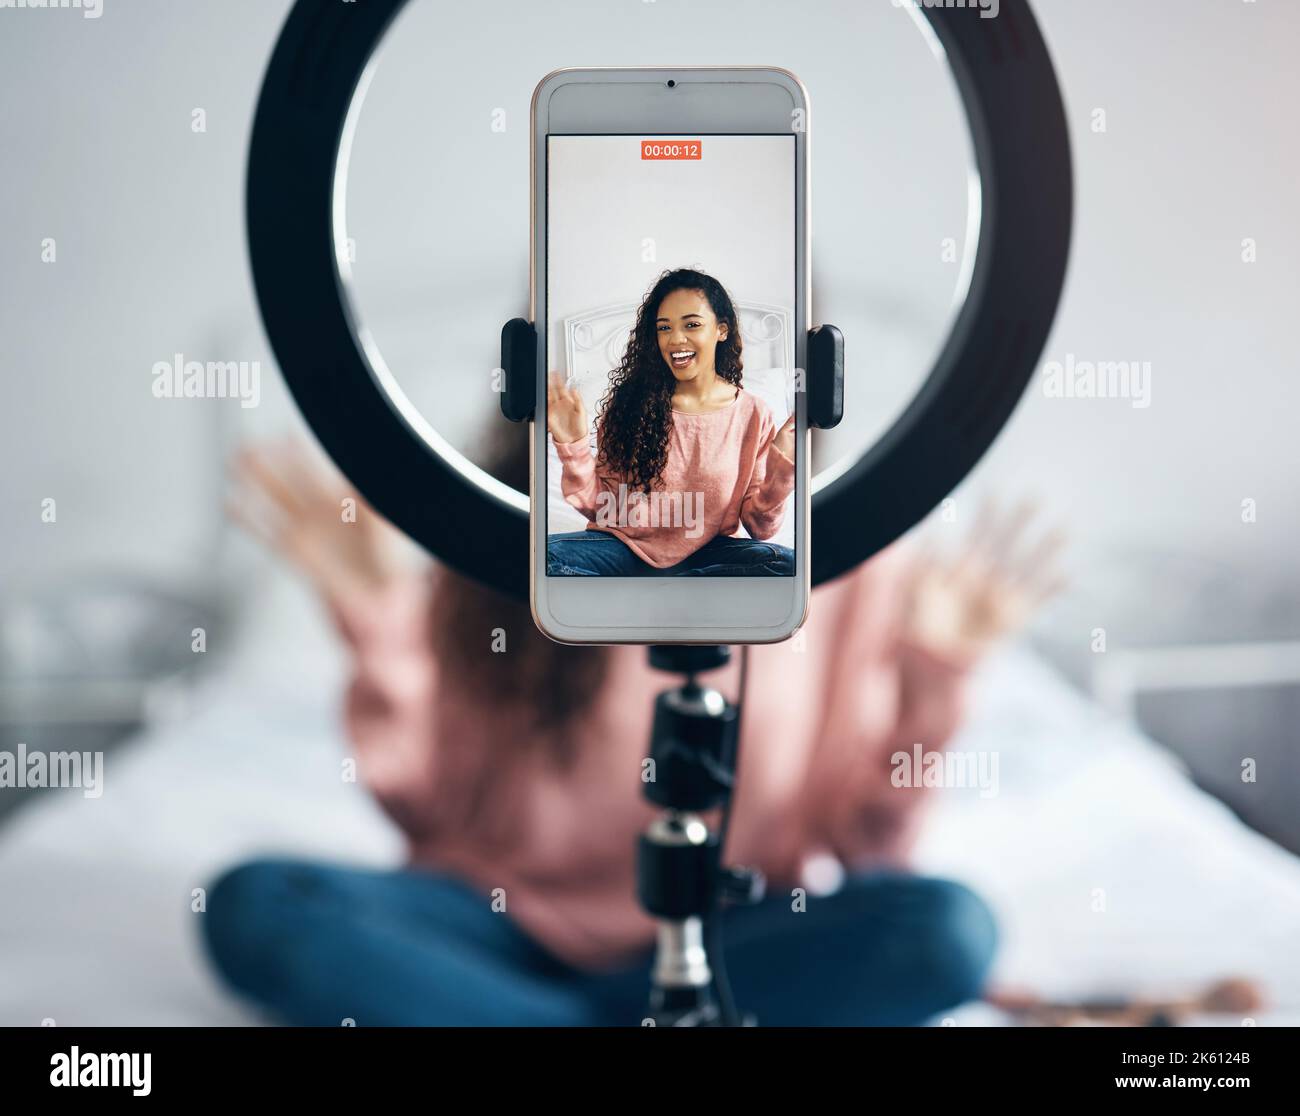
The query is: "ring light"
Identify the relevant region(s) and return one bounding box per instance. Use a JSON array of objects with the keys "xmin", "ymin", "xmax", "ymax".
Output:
[{"xmin": 247, "ymin": 0, "xmax": 1072, "ymax": 599}]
